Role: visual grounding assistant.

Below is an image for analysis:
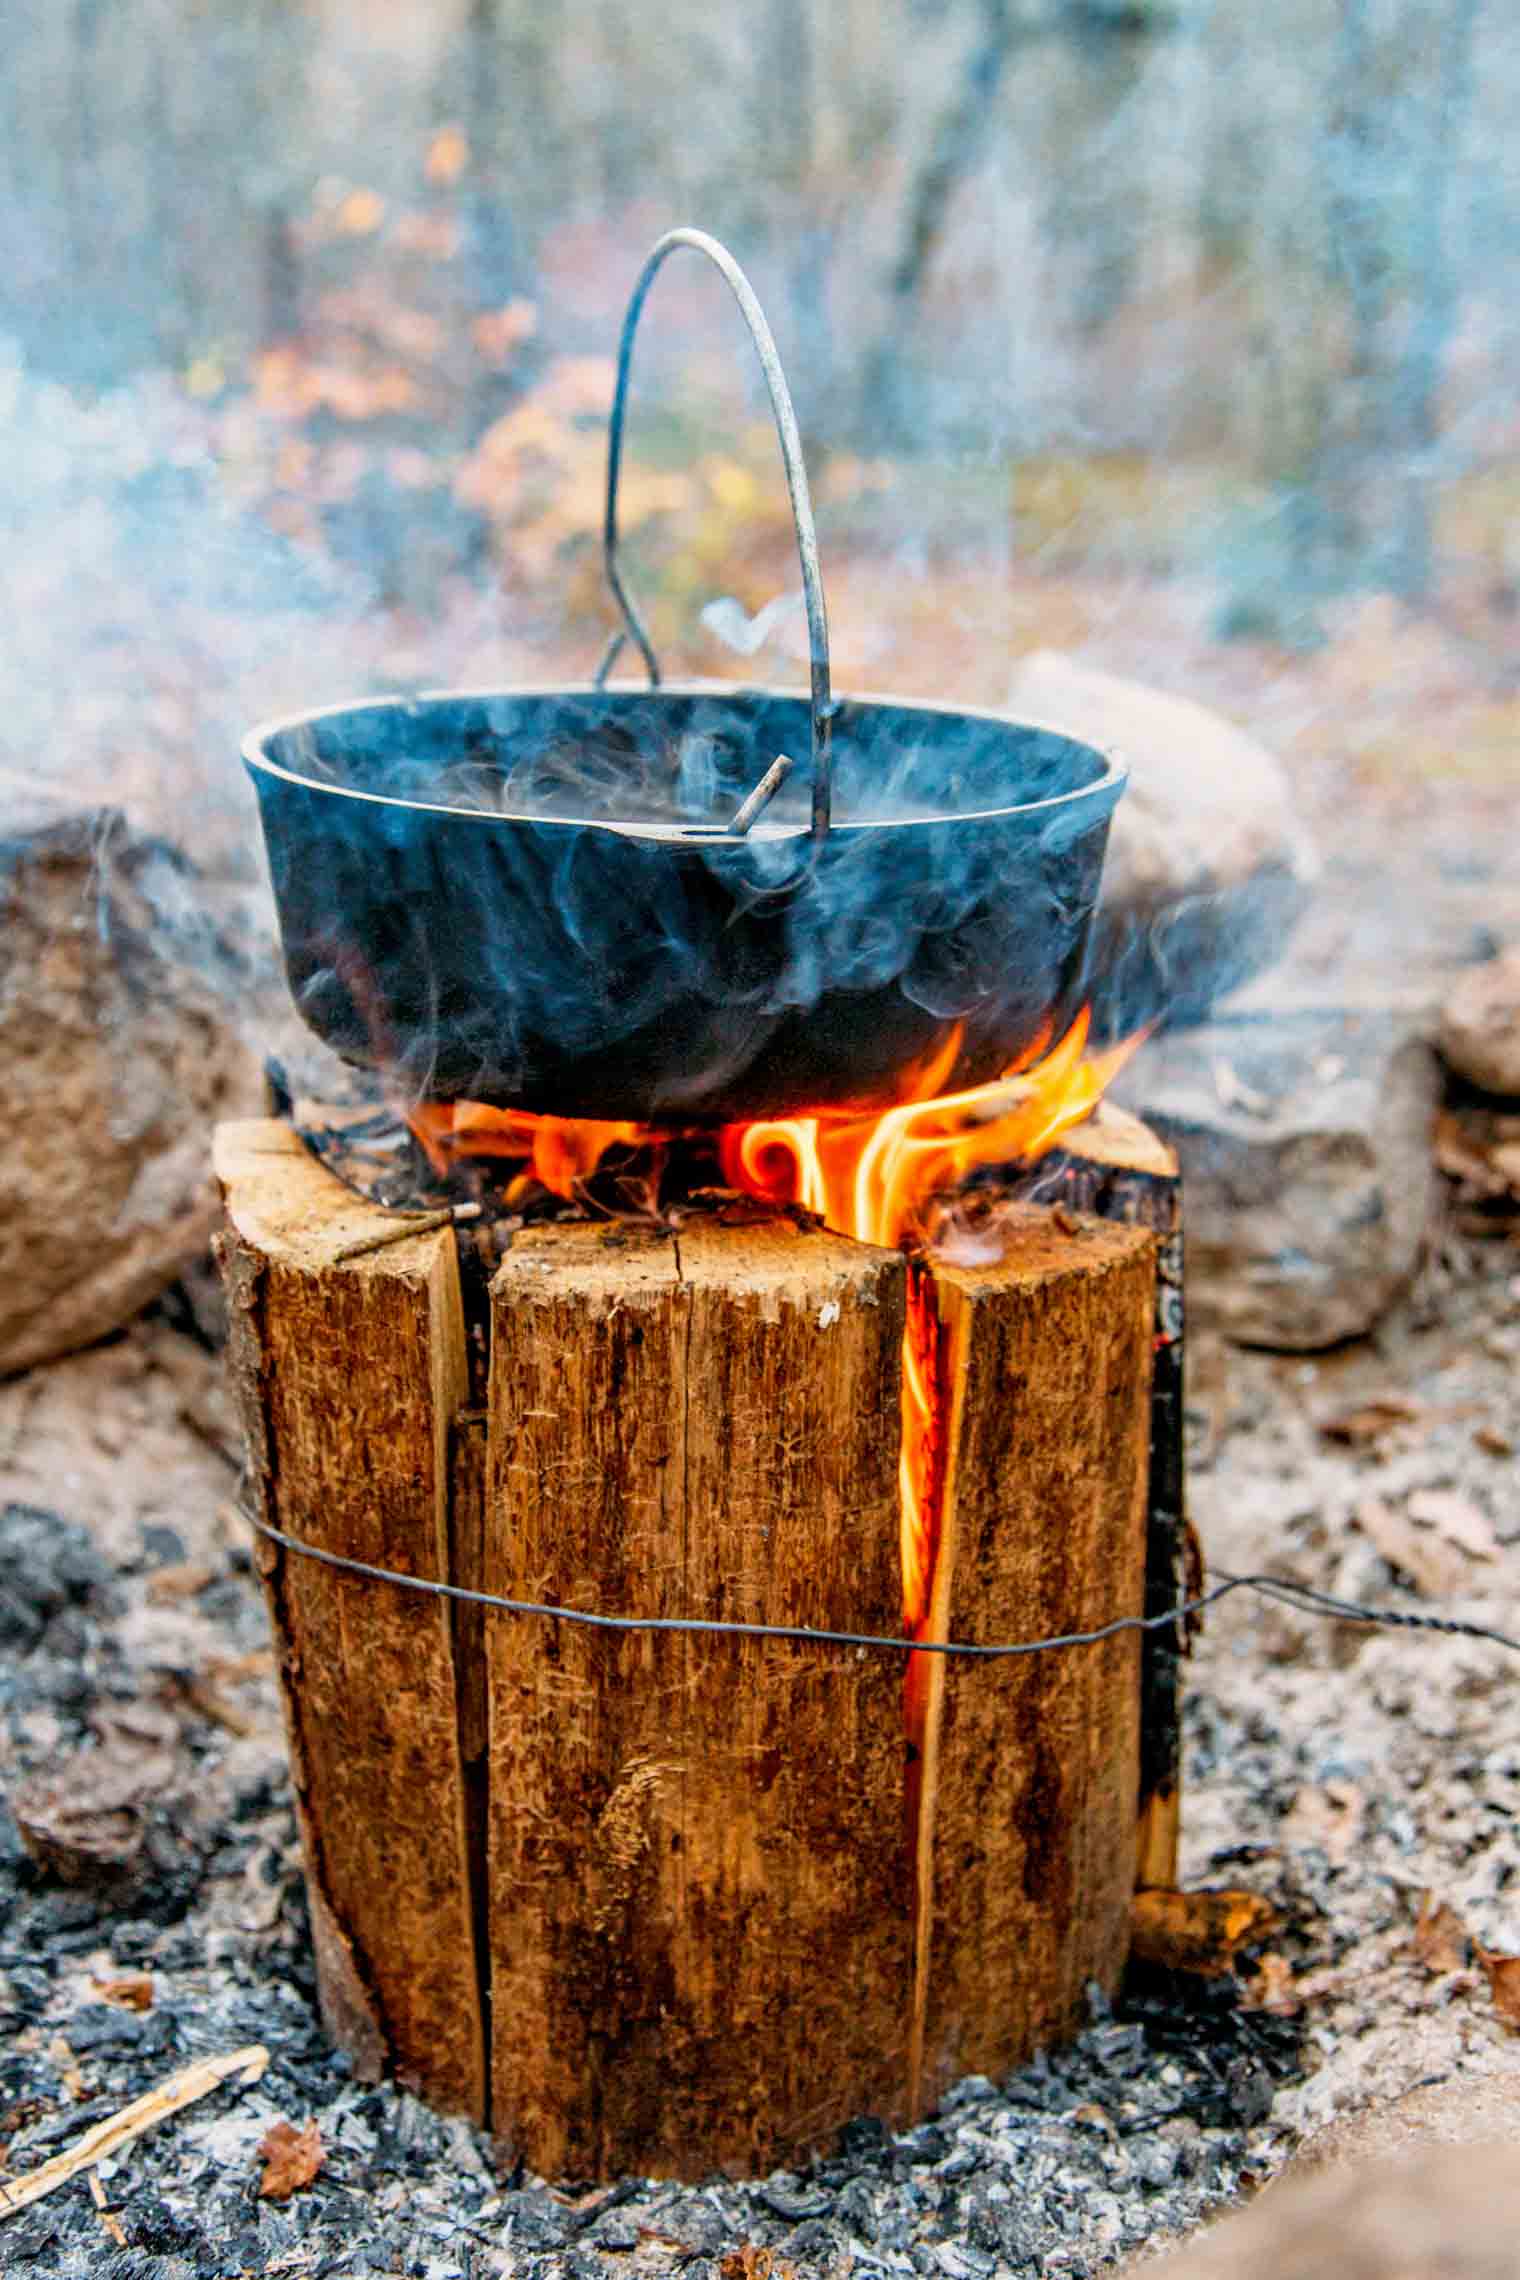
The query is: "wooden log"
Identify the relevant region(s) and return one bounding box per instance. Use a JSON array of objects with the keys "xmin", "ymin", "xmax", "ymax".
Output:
[
  {"xmin": 1046, "ymin": 1101, "xmax": 1189, "ymax": 1890},
  {"xmin": 216, "ymin": 1119, "xmax": 1173, "ymax": 2175},
  {"xmin": 213, "ymin": 1121, "xmax": 487, "ymax": 2120},
  {"xmin": 483, "ymin": 1217, "xmax": 913, "ymax": 2179},
  {"xmin": 909, "ymin": 1207, "xmax": 1157, "ymax": 2112}
]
